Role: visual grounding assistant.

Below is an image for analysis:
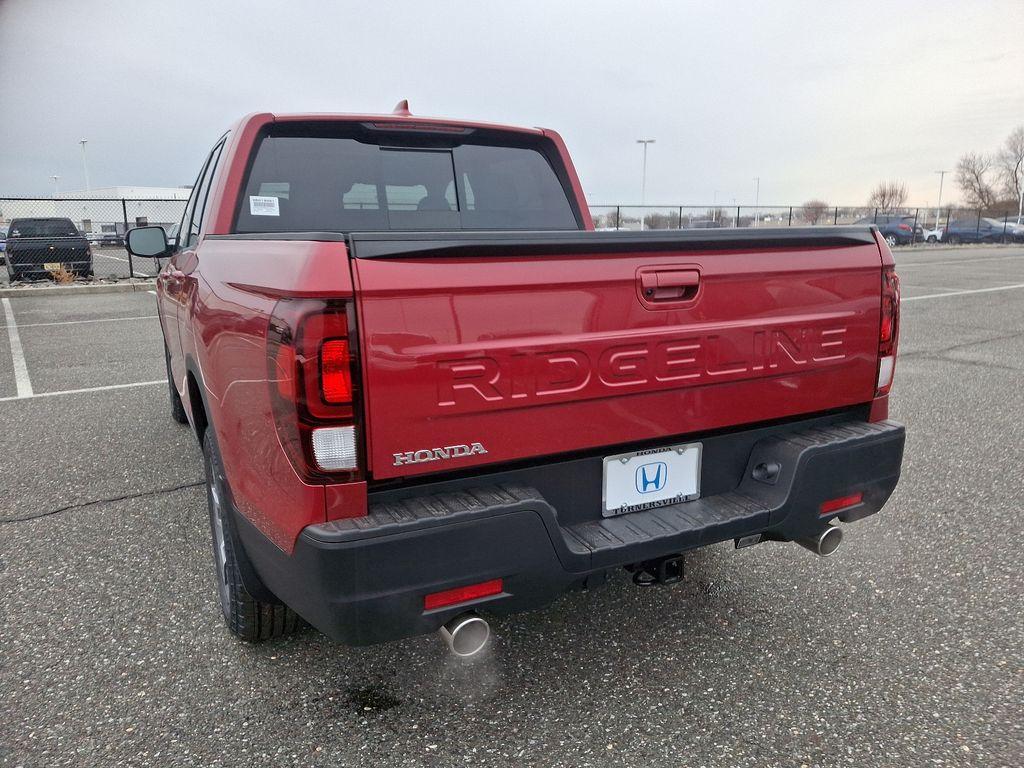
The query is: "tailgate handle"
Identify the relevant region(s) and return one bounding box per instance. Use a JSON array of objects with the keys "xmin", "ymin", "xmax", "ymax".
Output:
[{"xmin": 640, "ymin": 269, "xmax": 700, "ymax": 302}]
